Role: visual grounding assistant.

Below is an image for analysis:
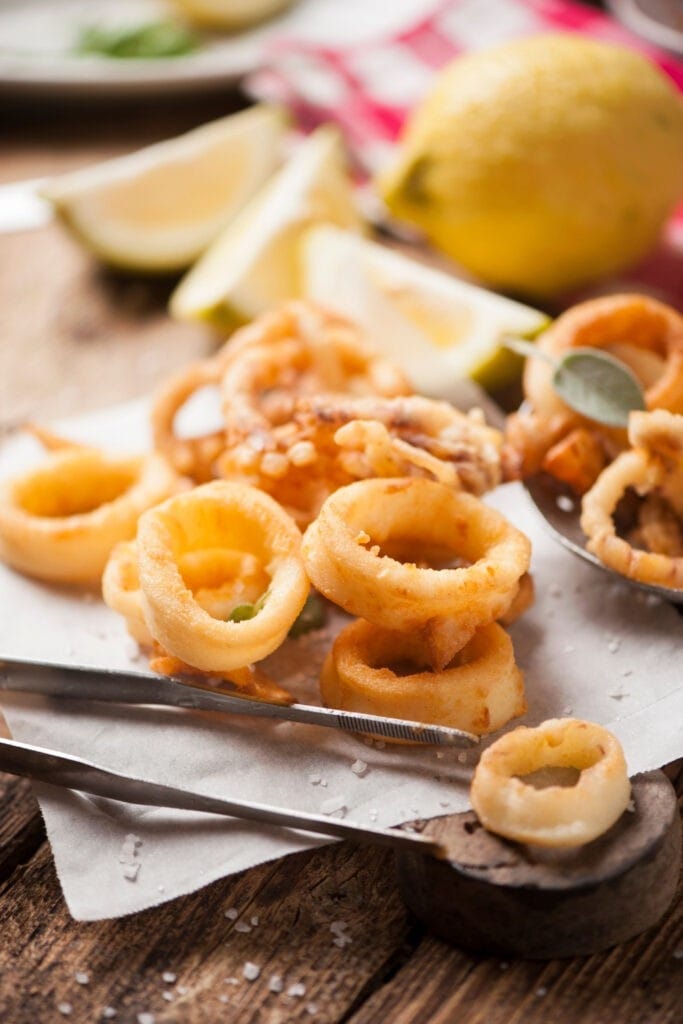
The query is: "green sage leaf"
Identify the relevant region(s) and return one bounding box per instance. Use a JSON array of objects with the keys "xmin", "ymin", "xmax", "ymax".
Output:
[{"xmin": 552, "ymin": 348, "xmax": 646, "ymax": 427}]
